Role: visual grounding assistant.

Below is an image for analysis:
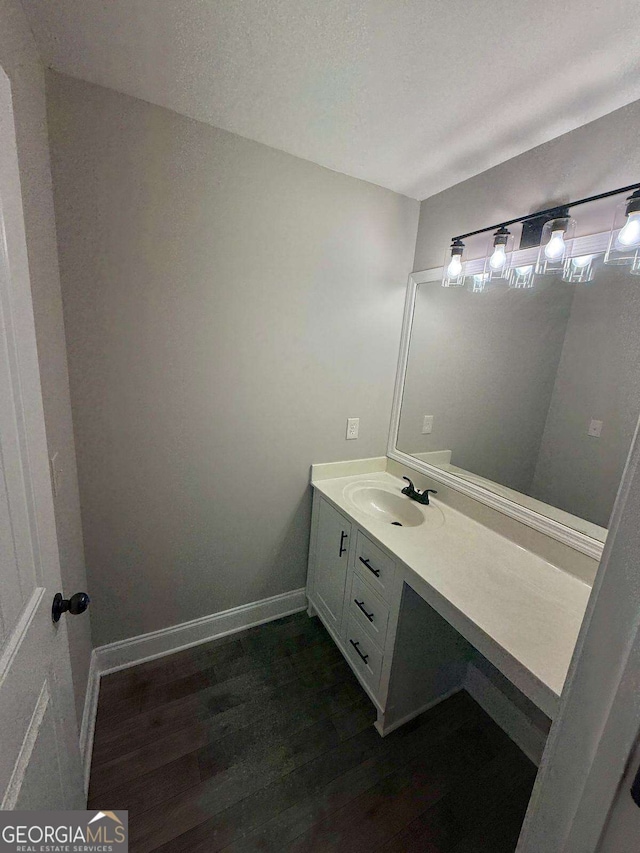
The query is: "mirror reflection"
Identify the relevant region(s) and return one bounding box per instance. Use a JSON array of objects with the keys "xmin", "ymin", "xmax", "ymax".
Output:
[{"xmin": 397, "ymin": 258, "xmax": 640, "ymax": 540}]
